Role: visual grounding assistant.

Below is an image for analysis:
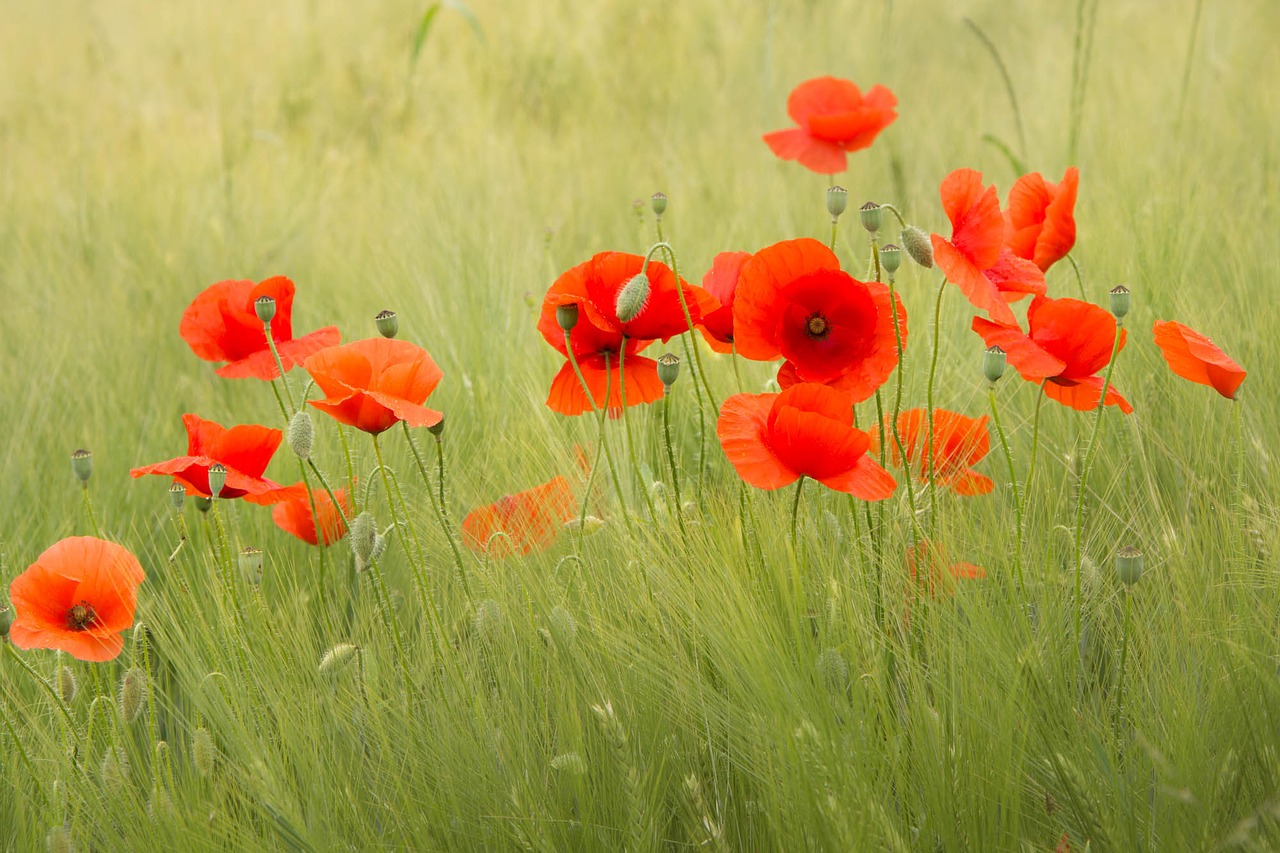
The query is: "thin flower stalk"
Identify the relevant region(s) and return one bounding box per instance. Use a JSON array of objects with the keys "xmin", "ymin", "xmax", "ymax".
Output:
[
  {"xmin": 400, "ymin": 423, "xmax": 473, "ymax": 604},
  {"xmin": 618, "ymin": 340, "xmax": 660, "ymax": 523},
  {"xmin": 987, "ymin": 386, "xmax": 1025, "ymax": 591},
  {"xmin": 661, "ymin": 390, "xmax": 689, "ymax": 542}
]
